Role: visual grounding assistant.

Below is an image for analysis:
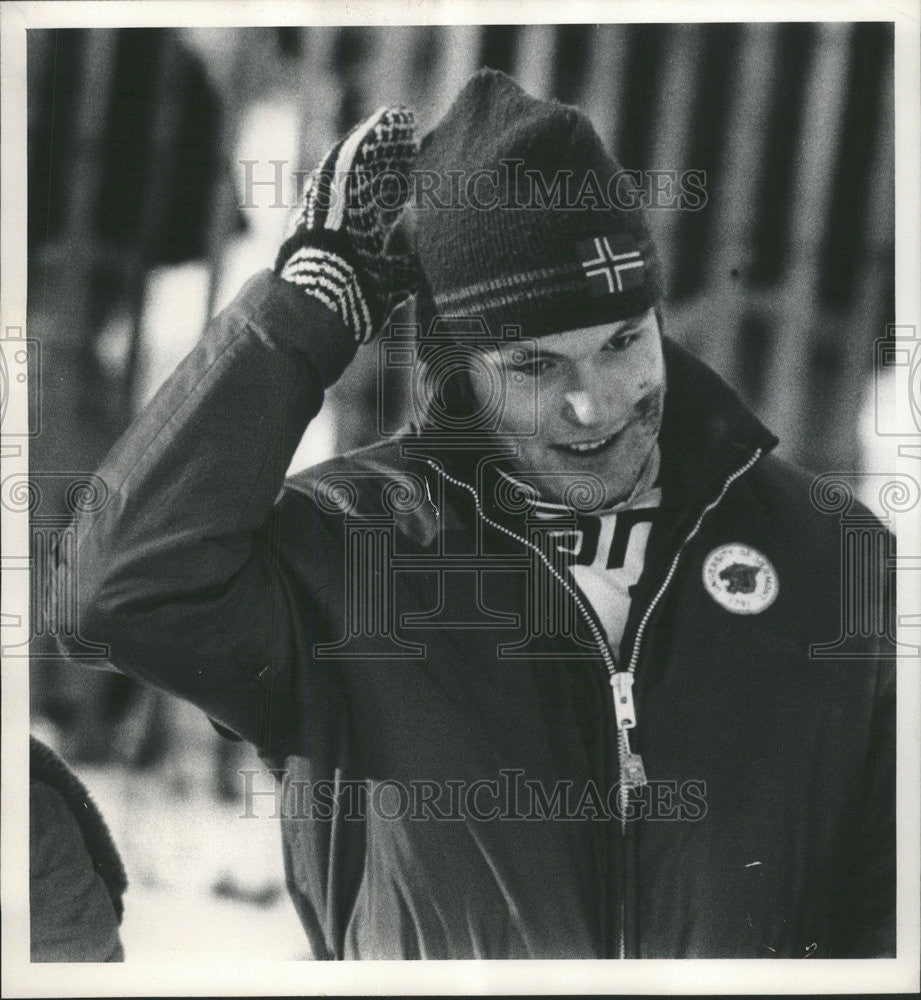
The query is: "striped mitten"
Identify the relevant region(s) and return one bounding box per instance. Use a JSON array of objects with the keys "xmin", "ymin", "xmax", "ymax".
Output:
[{"xmin": 275, "ymin": 106, "xmax": 418, "ymax": 343}]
